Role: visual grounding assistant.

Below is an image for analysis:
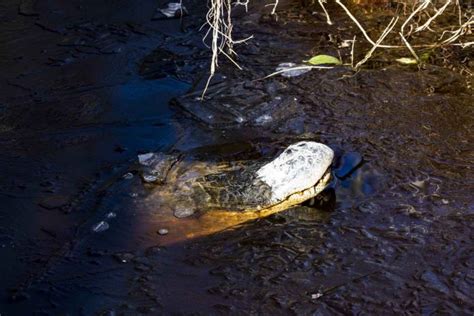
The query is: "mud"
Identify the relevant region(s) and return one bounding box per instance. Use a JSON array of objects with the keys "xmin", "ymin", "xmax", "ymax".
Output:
[{"xmin": 1, "ymin": 0, "xmax": 473, "ymax": 314}]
